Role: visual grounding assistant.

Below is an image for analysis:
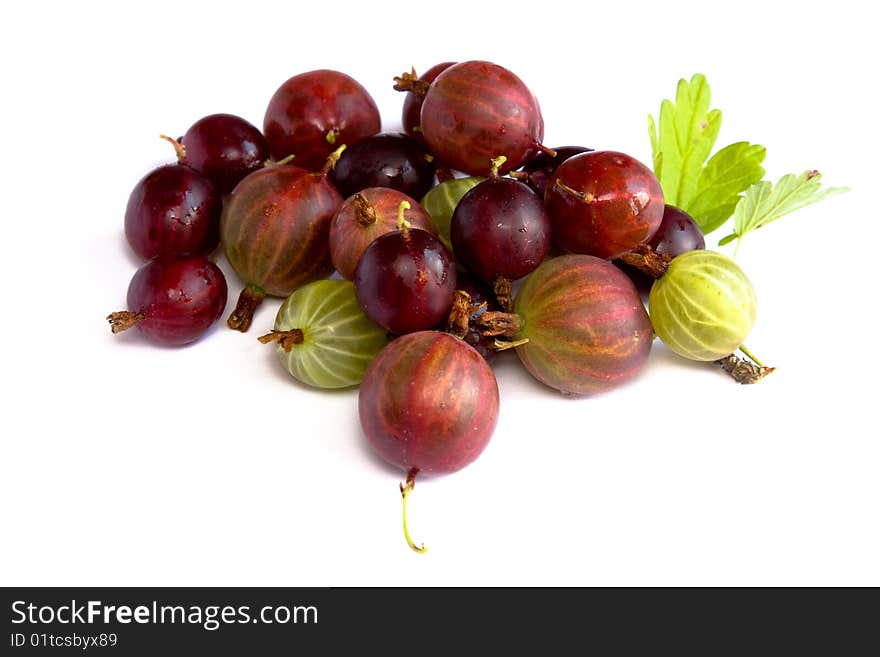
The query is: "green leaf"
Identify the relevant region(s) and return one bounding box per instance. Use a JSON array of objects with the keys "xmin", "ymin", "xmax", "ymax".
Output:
[
  {"xmin": 649, "ymin": 73, "xmax": 722, "ymax": 208},
  {"xmin": 686, "ymin": 141, "xmax": 766, "ymax": 234},
  {"xmin": 725, "ymin": 171, "xmax": 848, "ymax": 251},
  {"xmin": 648, "ymin": 114, "xmax": 661, "ymax": 177}
]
